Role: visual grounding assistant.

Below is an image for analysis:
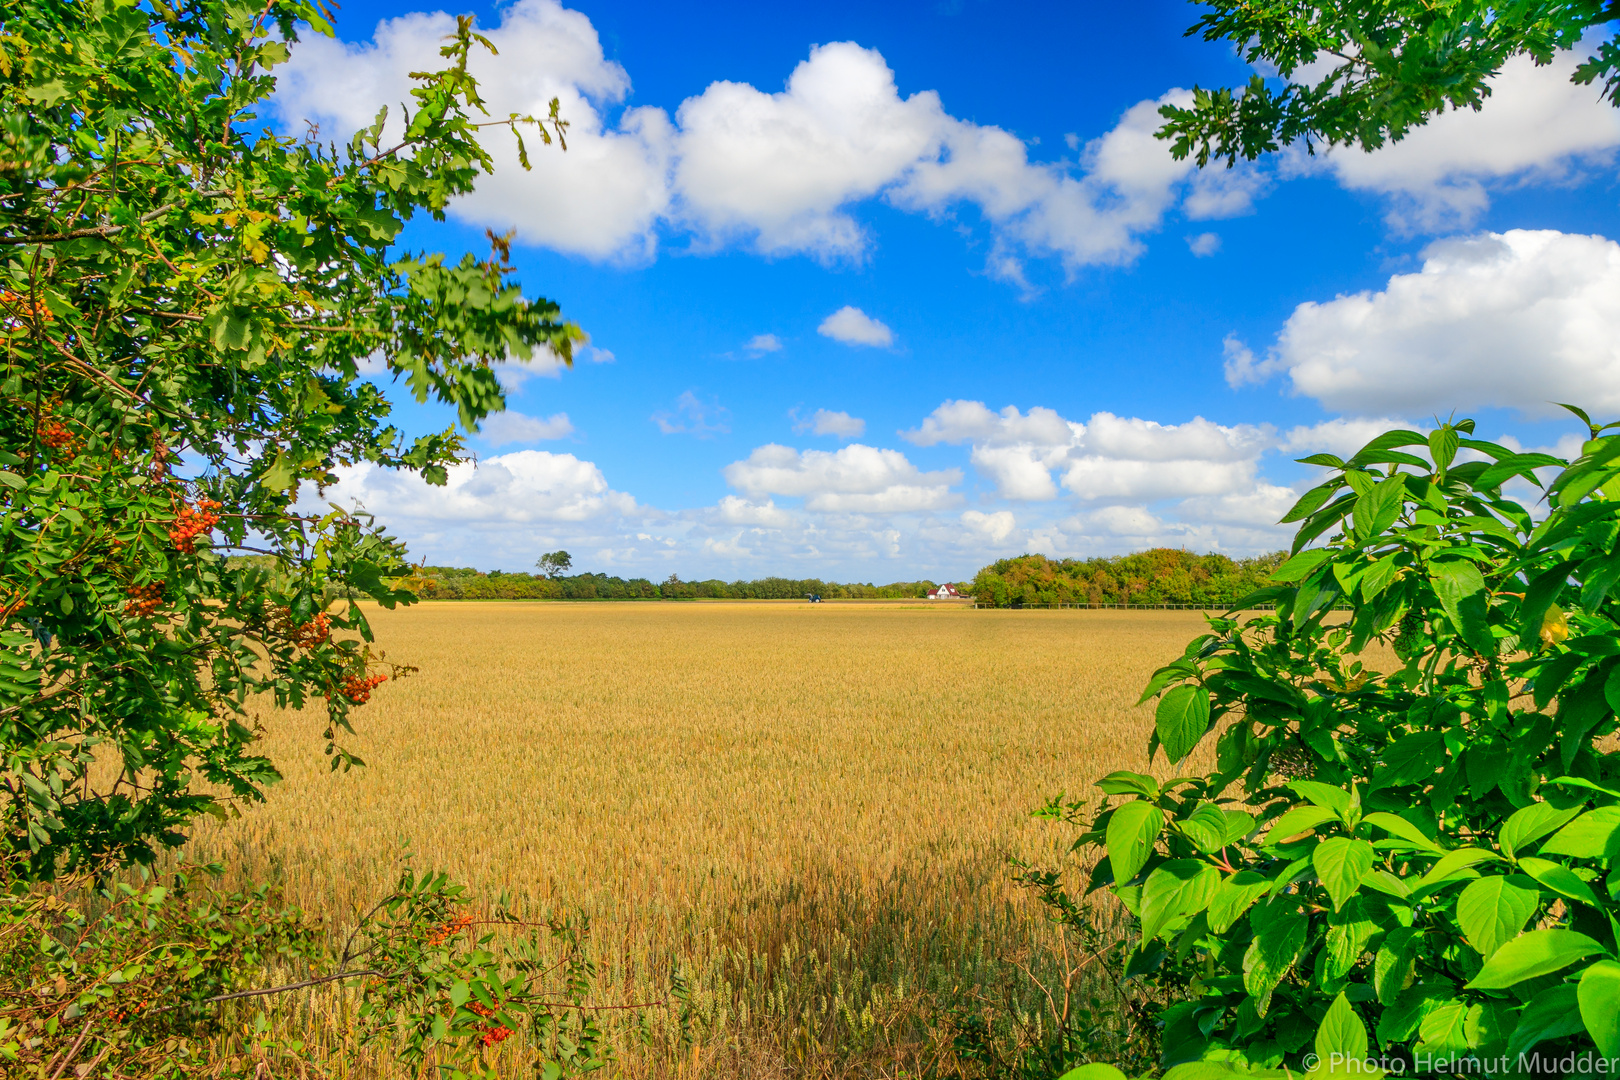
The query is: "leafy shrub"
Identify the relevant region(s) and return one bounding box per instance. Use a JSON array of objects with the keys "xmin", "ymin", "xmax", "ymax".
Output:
[
  {"xmin": 1039, "ymin": 415, "xmax": 1620, "ymax": 1079},
  {"xmin": 970, "ymin": 552, "xmax": 1285, "ymax": 610}
]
